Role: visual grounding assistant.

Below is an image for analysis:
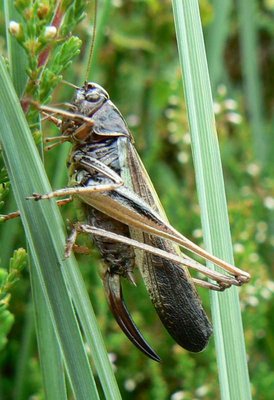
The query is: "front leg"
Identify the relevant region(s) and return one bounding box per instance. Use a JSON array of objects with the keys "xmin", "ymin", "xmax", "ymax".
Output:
[
  {"xmin": 28, "ymin": 156, "xmax": 124, "ymax": 201},
  {"xmin": 28, "ymin": 181, "xmax": 123, "ymax": 201}
]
